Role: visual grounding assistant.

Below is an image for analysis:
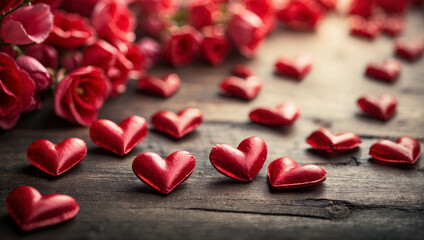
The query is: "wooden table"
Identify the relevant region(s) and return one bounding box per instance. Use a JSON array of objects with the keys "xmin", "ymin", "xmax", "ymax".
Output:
[{"xmin": 1, "ymin": 10, "xmax": 423, "ymax": 240}]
